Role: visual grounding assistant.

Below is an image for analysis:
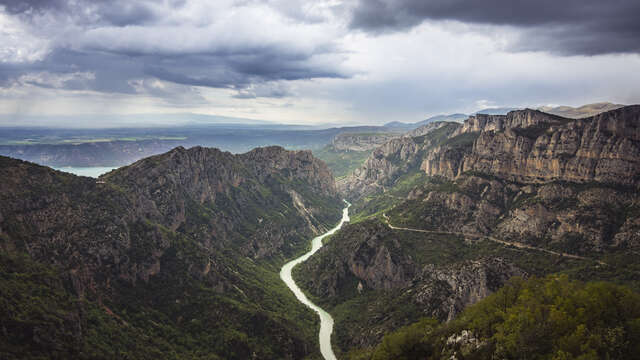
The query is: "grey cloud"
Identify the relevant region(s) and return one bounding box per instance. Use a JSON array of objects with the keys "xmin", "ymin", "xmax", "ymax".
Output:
[
  {"xmin": 0, "ymin": 0, "xmax": 350, "ymax": 99},
  {"xmin": 232, "ymin": 82, "xmax": 292, "ymax": 99},
  {"xmin": 1, "ymin": 0, "xmax": 166, "ymax": 27},
  {"xmin": 96, "ymin": 3, "xmax": 158, "ymax": 27},
  {"xmin": 1, "ymin": 47, "xmax": 347, "ymax": 98},
  {"xmin": 350, "ymin": 0, "xmax": 640, "ymax": 55},
  {"xmin": 0, "ymin": 0, "xmax": 67, "ymax": 14}
]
